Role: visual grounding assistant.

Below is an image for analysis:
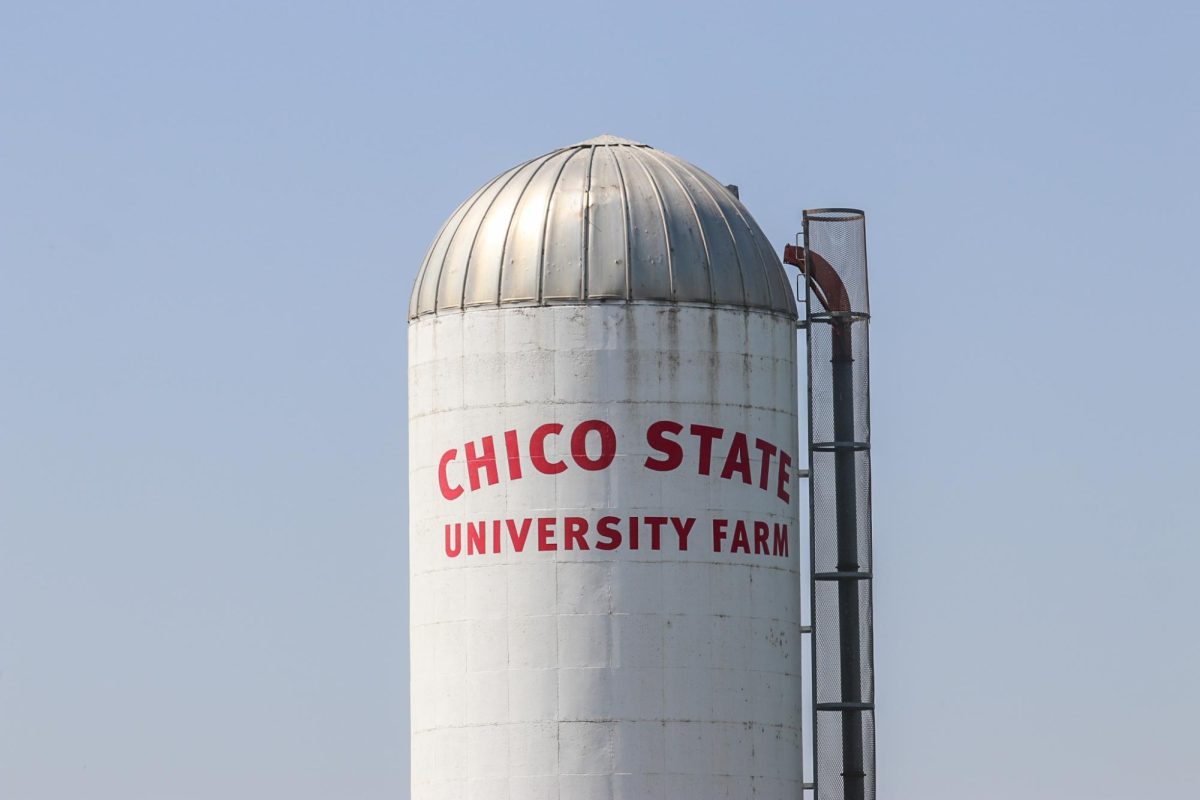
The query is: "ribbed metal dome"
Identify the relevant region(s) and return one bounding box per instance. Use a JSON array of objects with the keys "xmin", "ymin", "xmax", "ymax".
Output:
[{"xmin": 409, "ymin": 135, "xmax": 795, "ymax": 319}]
